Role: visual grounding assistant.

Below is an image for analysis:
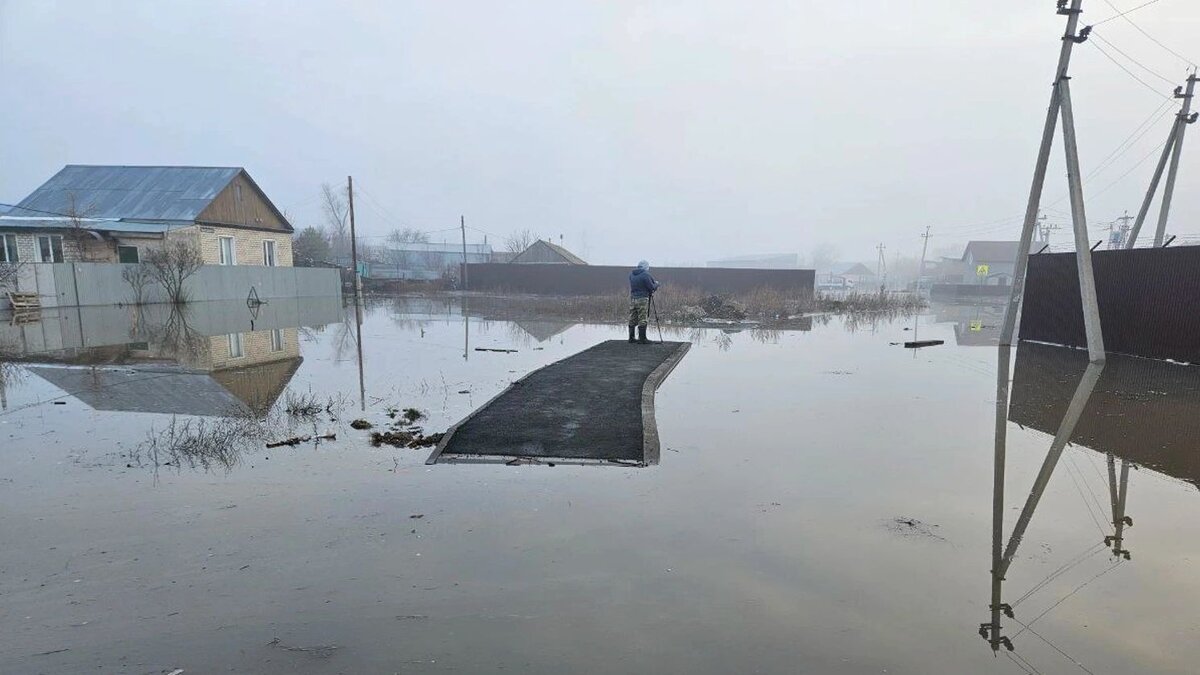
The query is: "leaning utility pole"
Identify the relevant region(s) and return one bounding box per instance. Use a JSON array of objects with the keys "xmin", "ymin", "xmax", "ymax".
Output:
[
  {"xmin": 1127, "ymin": 71, "xmax": 1198, "ymax": 248},
  {"xmin": 460, "ymin": 215, "xmax": 469, "ymax": 291},
  {"xmin": 1153, "ymin": 70, "xmax": 1197, "ymax": 247},
  {"xmin": 1000, "ymin": 0, "xmax": 1105, "ymax": 364}
]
